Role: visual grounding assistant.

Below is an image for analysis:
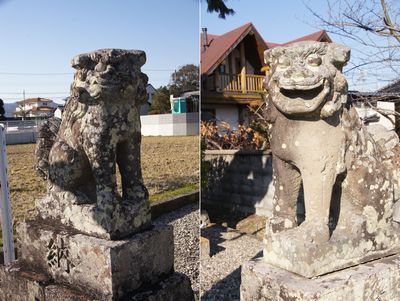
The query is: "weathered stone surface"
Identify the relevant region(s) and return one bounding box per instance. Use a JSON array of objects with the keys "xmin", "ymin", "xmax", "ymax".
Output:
[
  {"xmin": 200, "ymin": 236, "xmax": 210, "ymax": 259},
  {"xmin": 264, "ymin": 222, "xmax": 400, "ymax": 278},
  {"xmin": 17, "ymin": 220, "xmax": 174, "ymax": 299},
  {"xmin": 236, "ymin": 214, "xmax": 266, "ymax": 239},
  {"xmin": 35, "ymin": 117, "xmax": 62, "ymax": 179},
  {"xmin": 36, "ymin": 195, "xmax": 151, "ymax": 240},
  {"xmin": 261, "ymin": 41, "xmax": 400, "ymax": 277},
  {"xmin": 1, "ymin": 263, "xmax": 193, "ymax": 301},
  {"xmin": 45, "ymin": 285, "xmax": 93, "ymax": 301},
  {"xmin": 35, "ymin": 49, "xmax": 151, "ymax": 239},
  {"xmin": 241, "ymin": 256, "xmax": 400, "ymax": 301},
  {"xmin": 0, "ymin": 262, "xmax": 48, "ymax": 301}
]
